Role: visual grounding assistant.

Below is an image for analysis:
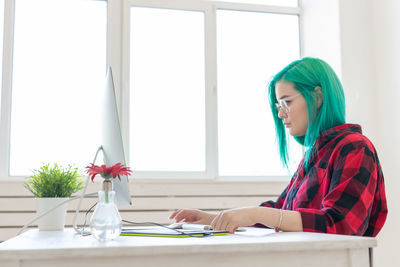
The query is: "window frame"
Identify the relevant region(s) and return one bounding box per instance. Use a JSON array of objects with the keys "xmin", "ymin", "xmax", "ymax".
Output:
[
  {"xmin": 120, "ymin": 0, "xmax": 303, "ymax": 180},
  {"xmin": 0, "ymin": 0, "xmax": 15, "ymax": 179},
  {"xmin": 0, "ymin": 0, "xmax": 303, "ymax": 181}
]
